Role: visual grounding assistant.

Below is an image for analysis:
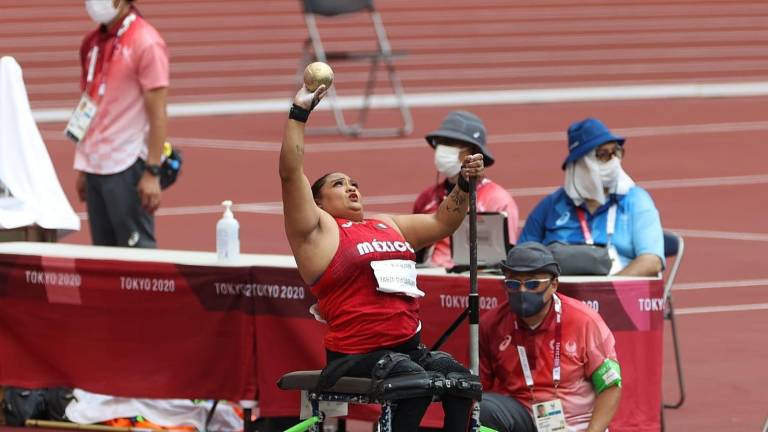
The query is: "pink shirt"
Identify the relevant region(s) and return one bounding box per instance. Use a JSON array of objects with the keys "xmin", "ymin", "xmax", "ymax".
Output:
[
  {"xmin": 412, "ymin": 178, "xmax": 519, "ymax": 268},
  {"xmin": 480, "ymin": 294, "xmax": 618, "ymax": 429},
  {"xmin": 74, "ymin": 11, "xmax": 169, "ymax": 175}
]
